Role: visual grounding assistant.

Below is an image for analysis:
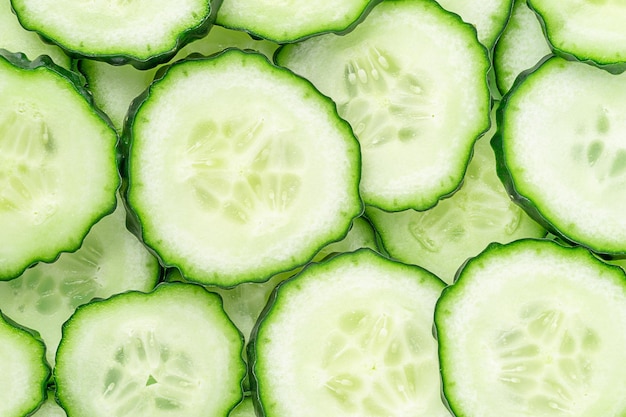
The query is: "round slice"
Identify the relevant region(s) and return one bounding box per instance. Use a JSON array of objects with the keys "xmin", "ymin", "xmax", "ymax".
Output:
[
  {"xmin": 0, "ymin": 311, "xmax": 49, "ymax": 417},
  {"xmin": 435, "ymin": 238, "xmax": 626, "ymax": 417},
  {"xmin": 249, "ymin": 248, "xmax": 449, "ymax": 417},
  {"xmin": 0, "ymin": 50, "xmax": 118, "ymax": 280},
  {"xmin": 10, "ymin": 0, "xmax": 218, "ymax": 68},
  {"xmin": 125, "ymin": 48, "xmax": 362, "ymax": 287},
  {"xmin": 55, "ymin": 282, "xmax": 246, "ymax": 417},
  {"xmin": 494, "ymin": 56, "xmax": 626, "ymax": 255},
  {"xmin": 276, "ymin": 0, "xmax": 491, "ymax": 211},
  {"xmin": 215, "ymin": 0, "xmax": 379, "ymax": 43}
]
